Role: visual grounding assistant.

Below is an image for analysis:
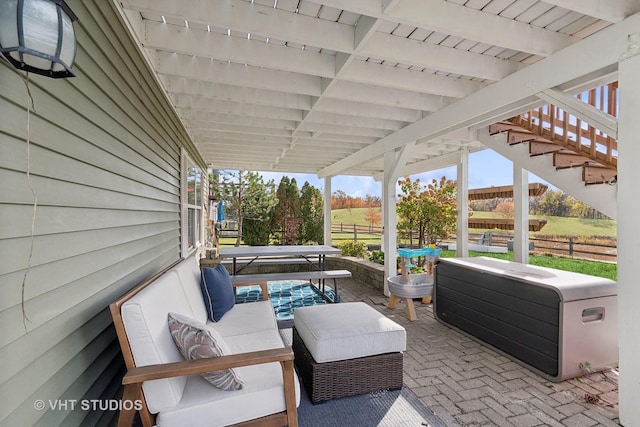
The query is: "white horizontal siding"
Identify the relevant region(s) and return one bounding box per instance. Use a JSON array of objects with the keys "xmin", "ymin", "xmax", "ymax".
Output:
[{"xmin": 0, "ymin": 0, "xmax": 204, "ymax": 425}]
